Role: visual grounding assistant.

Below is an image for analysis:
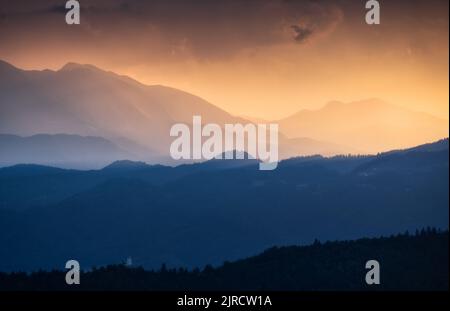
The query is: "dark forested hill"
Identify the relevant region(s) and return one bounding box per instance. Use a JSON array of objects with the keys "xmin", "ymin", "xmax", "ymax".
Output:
[{"xmin": 0, "ymin": 229, "xmax": 447, "ymax": 291}]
